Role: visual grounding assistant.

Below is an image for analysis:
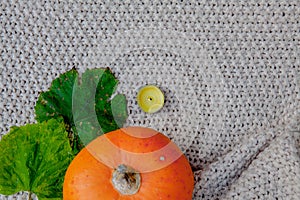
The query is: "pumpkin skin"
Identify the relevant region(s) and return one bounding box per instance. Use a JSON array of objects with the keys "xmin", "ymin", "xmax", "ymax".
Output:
[{"xmin": 63, "ymin": 127, "xmax": 194, "ymax": 200}]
